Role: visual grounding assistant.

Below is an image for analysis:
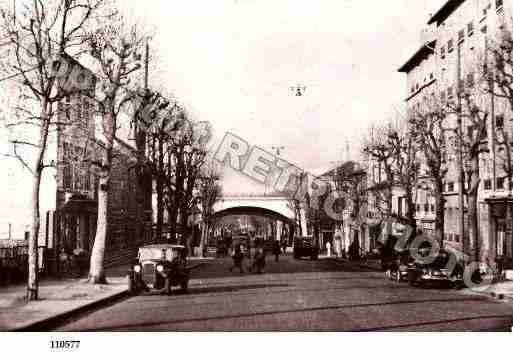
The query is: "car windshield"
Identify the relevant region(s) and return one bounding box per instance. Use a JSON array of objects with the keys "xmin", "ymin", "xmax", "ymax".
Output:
[{"xmin": 138, "ymin": 247, "xmax": 181, "ymax": 262}]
